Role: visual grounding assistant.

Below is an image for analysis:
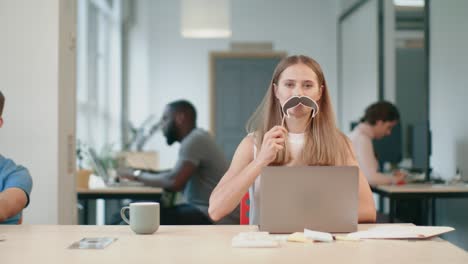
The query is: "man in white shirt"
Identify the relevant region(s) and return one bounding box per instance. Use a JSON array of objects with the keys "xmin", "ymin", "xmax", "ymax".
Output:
[{"xmin": 349, "ymin": 101, "xmax": 406, "ymax": 186}]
